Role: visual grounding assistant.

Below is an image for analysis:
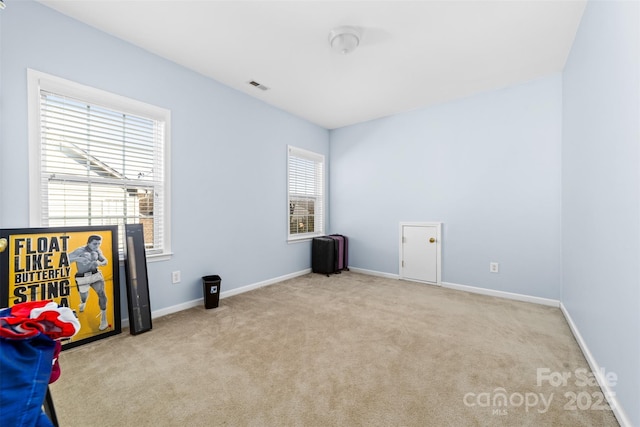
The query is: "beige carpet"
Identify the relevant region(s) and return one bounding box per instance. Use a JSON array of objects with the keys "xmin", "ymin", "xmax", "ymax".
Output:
[{"xmin": 50, "ymin": 272, "xmax": 619, "ymax": 426}]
